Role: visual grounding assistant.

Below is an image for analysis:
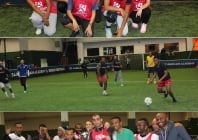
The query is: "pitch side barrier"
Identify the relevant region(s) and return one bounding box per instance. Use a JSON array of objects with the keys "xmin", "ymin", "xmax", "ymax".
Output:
[
  {"xmin": 9, "ymin": 63, "xmax": 112, "ymax": 79},
  {"xmin": 143, "ymin": 59, "xmax": 198, "ymax": 70},
  {"xmin": 160, "ymin": 59, "xmax": 198, "ymax": 68}
]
